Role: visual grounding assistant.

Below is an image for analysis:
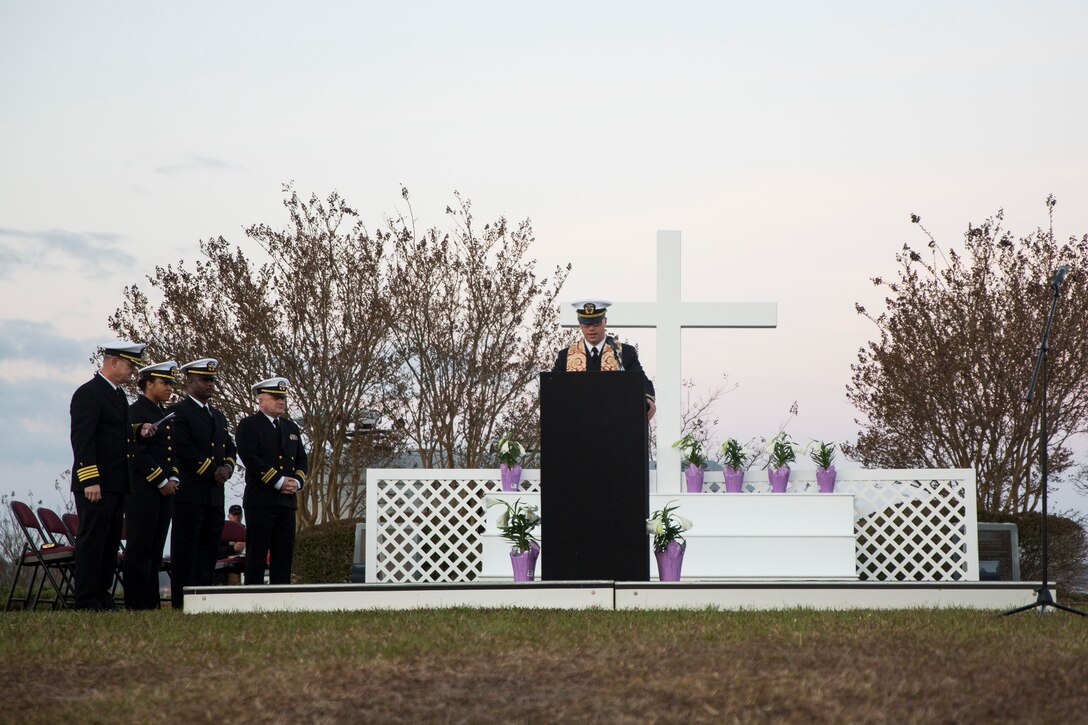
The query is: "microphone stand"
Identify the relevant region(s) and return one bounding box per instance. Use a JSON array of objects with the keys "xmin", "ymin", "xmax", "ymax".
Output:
[{"xmin": 1002, "ymin": 271, "xmax": 1085, "ymax": 617}]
